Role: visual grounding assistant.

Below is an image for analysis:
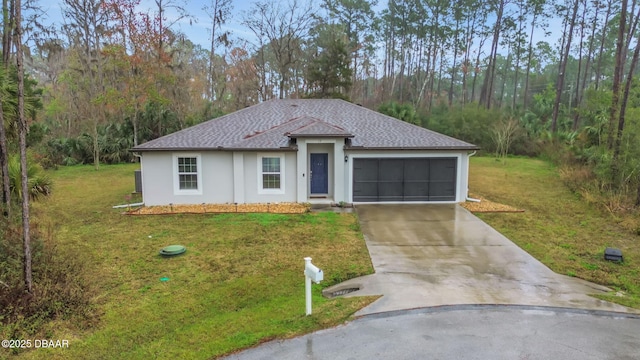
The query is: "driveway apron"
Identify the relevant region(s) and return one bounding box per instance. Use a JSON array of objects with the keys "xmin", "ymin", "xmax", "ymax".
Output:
[{"xmin": 324, "ymin": 204, "xmax": 636, "ymax": 316}]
